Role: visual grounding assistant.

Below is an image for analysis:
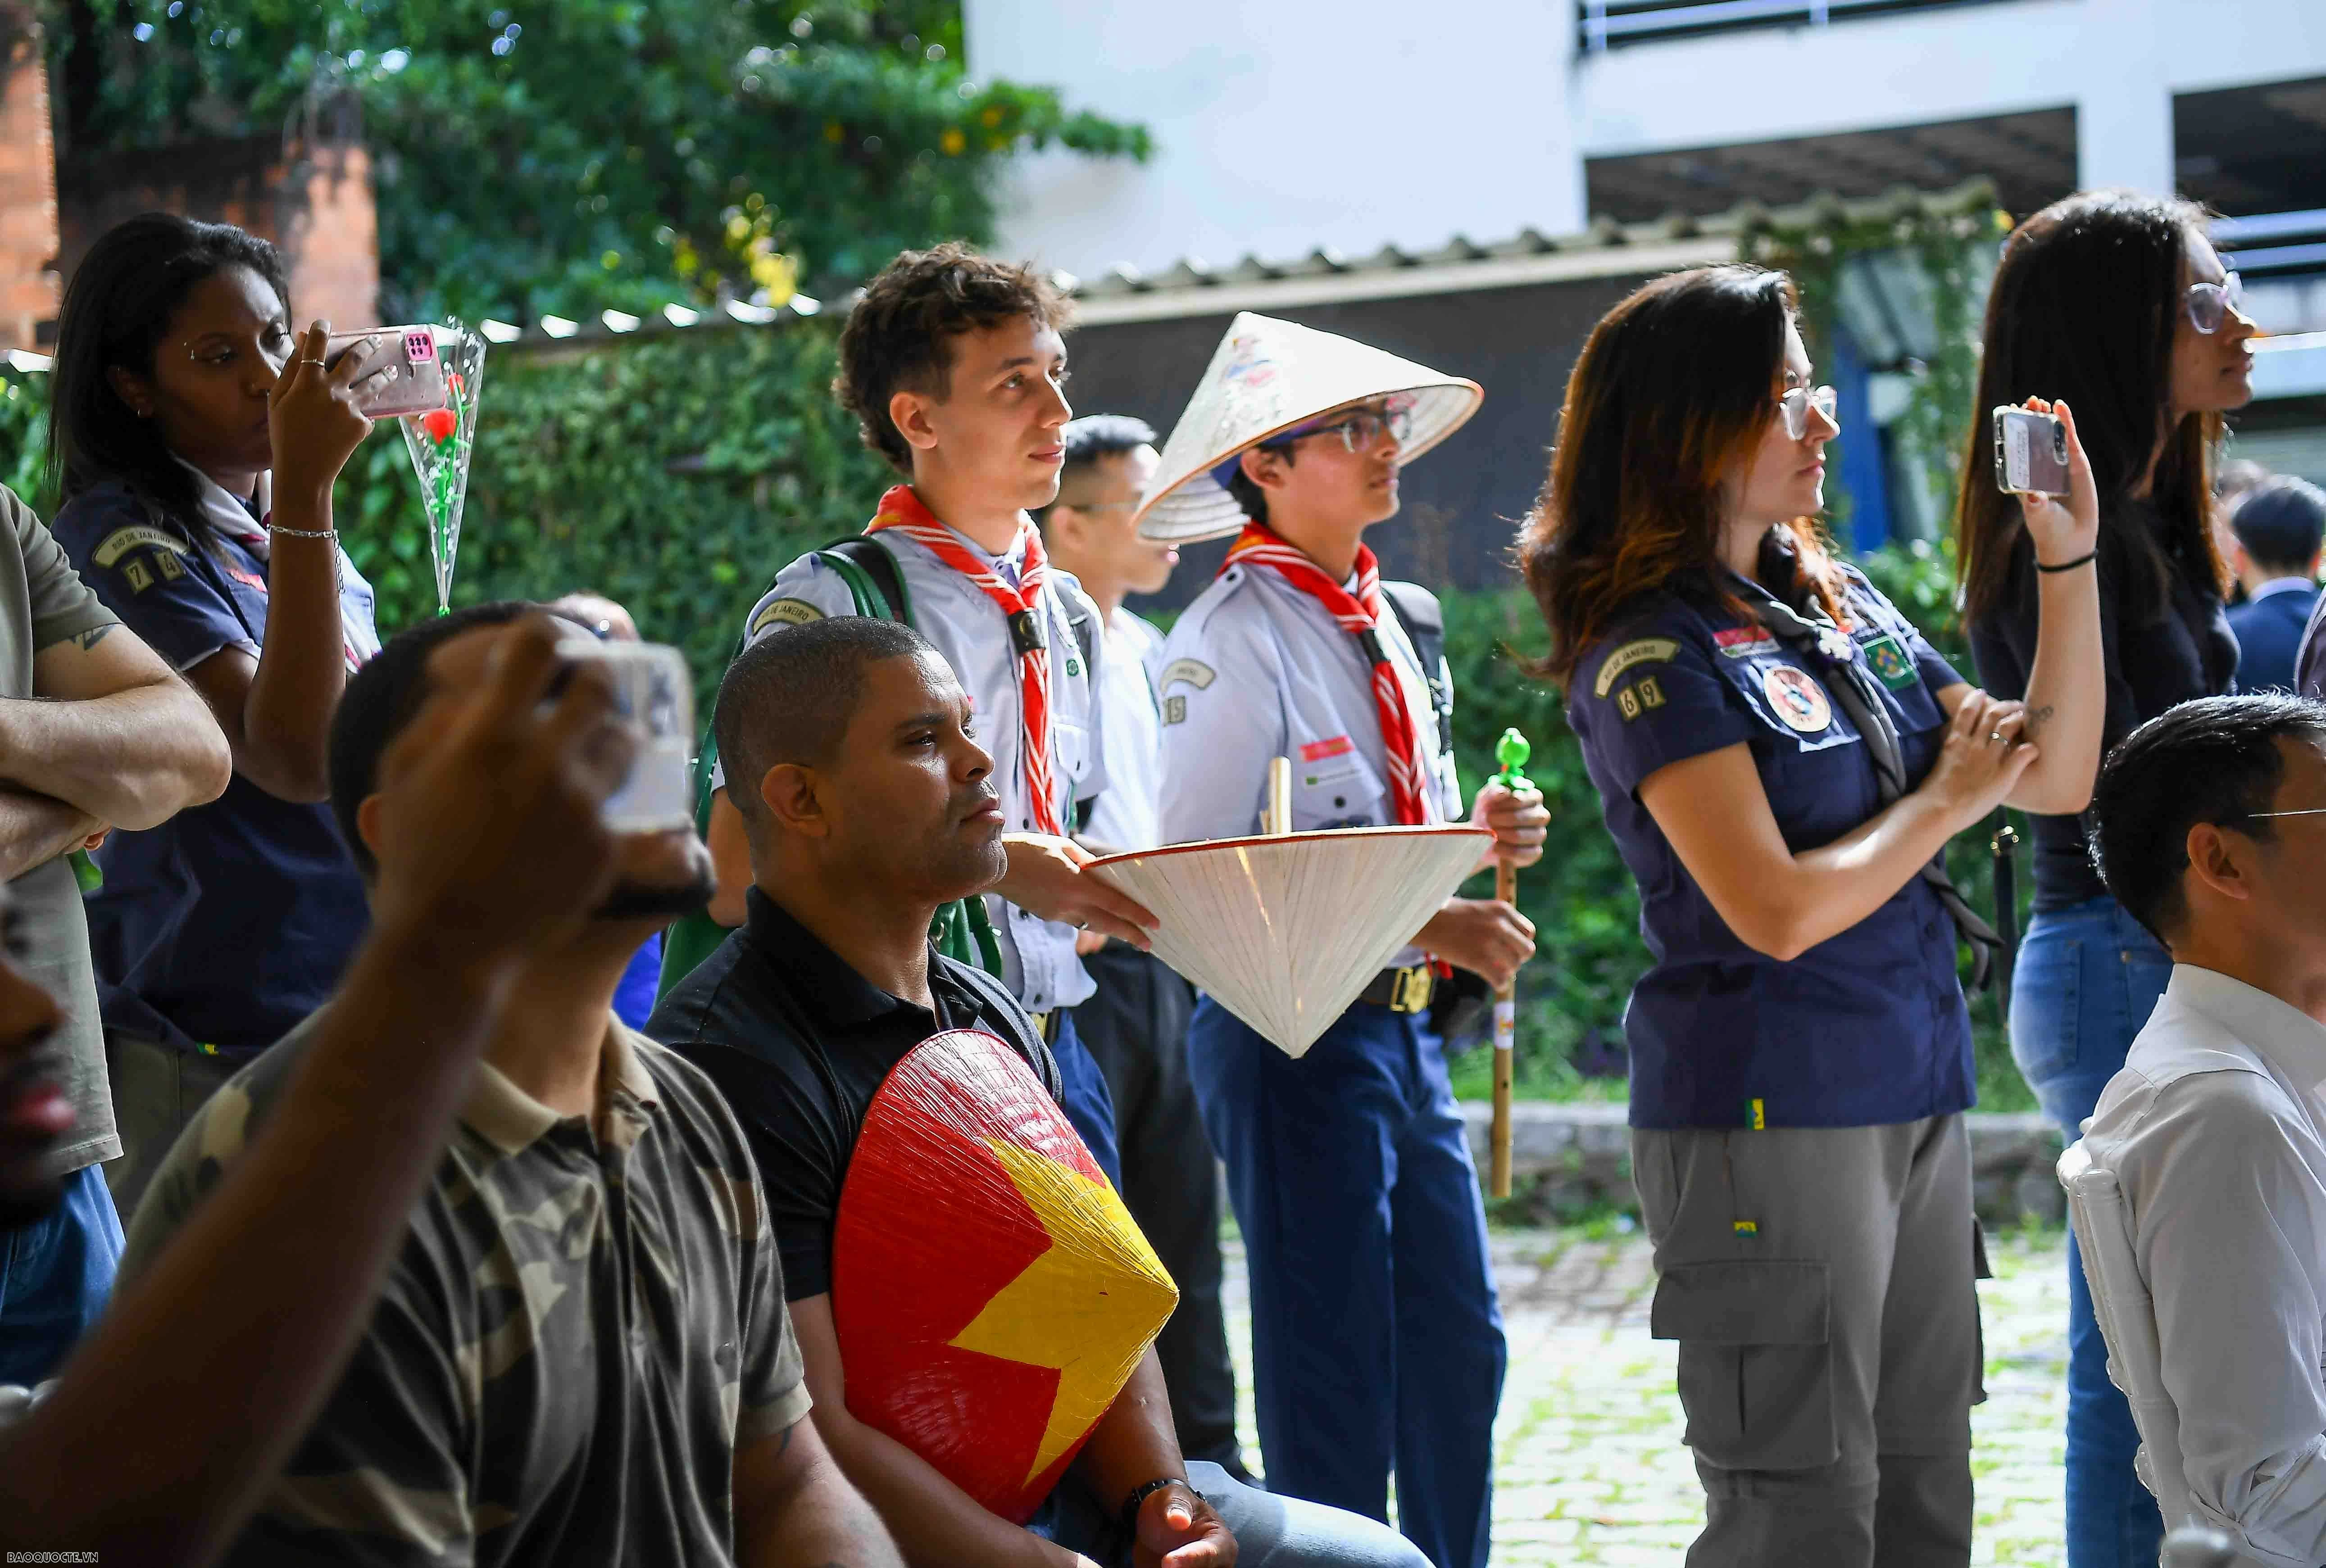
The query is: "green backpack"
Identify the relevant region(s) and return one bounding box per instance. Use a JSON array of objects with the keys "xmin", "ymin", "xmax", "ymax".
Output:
[{"xmin": 655, "ymin": 536, "xmax": 1004, "ymax": 1001}]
